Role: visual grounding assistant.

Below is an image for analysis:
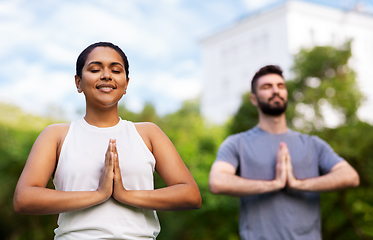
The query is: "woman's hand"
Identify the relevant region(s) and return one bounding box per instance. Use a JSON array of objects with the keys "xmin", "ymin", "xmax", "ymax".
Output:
[
  {"xmin": 112, "ymin": 141, "xmax": 127, "ymax": 201},
  {"xmin": 97, "ymin": 139, "xmax": 116, "ymax": 201}
]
